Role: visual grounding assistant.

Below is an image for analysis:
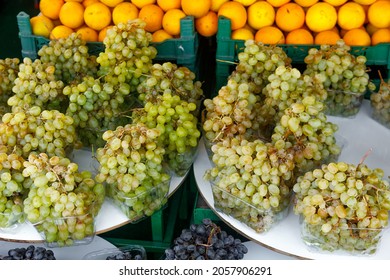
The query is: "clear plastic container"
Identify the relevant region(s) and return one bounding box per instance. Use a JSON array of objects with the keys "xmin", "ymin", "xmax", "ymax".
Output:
[
  {"xmin": 324, "ymin": 90, "xmax": 364, "ymax": 118},
  {"xmin": 33, "ymin": 212, "xmax": 95, "ymax": 248},
  {"xmin": 166, "ymin": 146, "xmax": 198, "ymax": 177},
  {"xmin": 83, "ymin": 245, "xmax": 146, "ymax": 260},
  {"xmin": 371, "ymin": 104, "xmax": 390, "ymax": 129},
  {"xmin": 107, "ymin": 179, "xmax": 170, "ymax": 223},
  {"xmin": 300, "ymin": 218, "xmax": 386, "ymax": 255},
  {"xmin": 0, "ymin": 210, "xmax": 24, "ymax": 232},
  {"xmin": 211, "ymin": 183, "xmax": 290, "ymax": 233}
]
